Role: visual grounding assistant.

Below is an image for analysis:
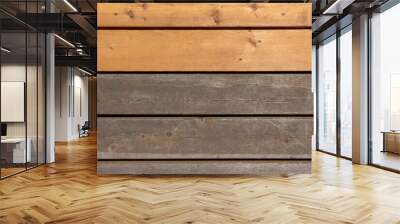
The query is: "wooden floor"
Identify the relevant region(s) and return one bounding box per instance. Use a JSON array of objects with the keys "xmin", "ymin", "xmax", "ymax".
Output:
[
  {"xmin": 1, "ymin": 167, "xmax": 26, "ymax": 178},
  {"xmin": 373, "ymin": 150, "xmax": 400, "ymax": 171},
  {"xmin": 1, "ymin": 135, "xmax": 400, "ymax": 224}
]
